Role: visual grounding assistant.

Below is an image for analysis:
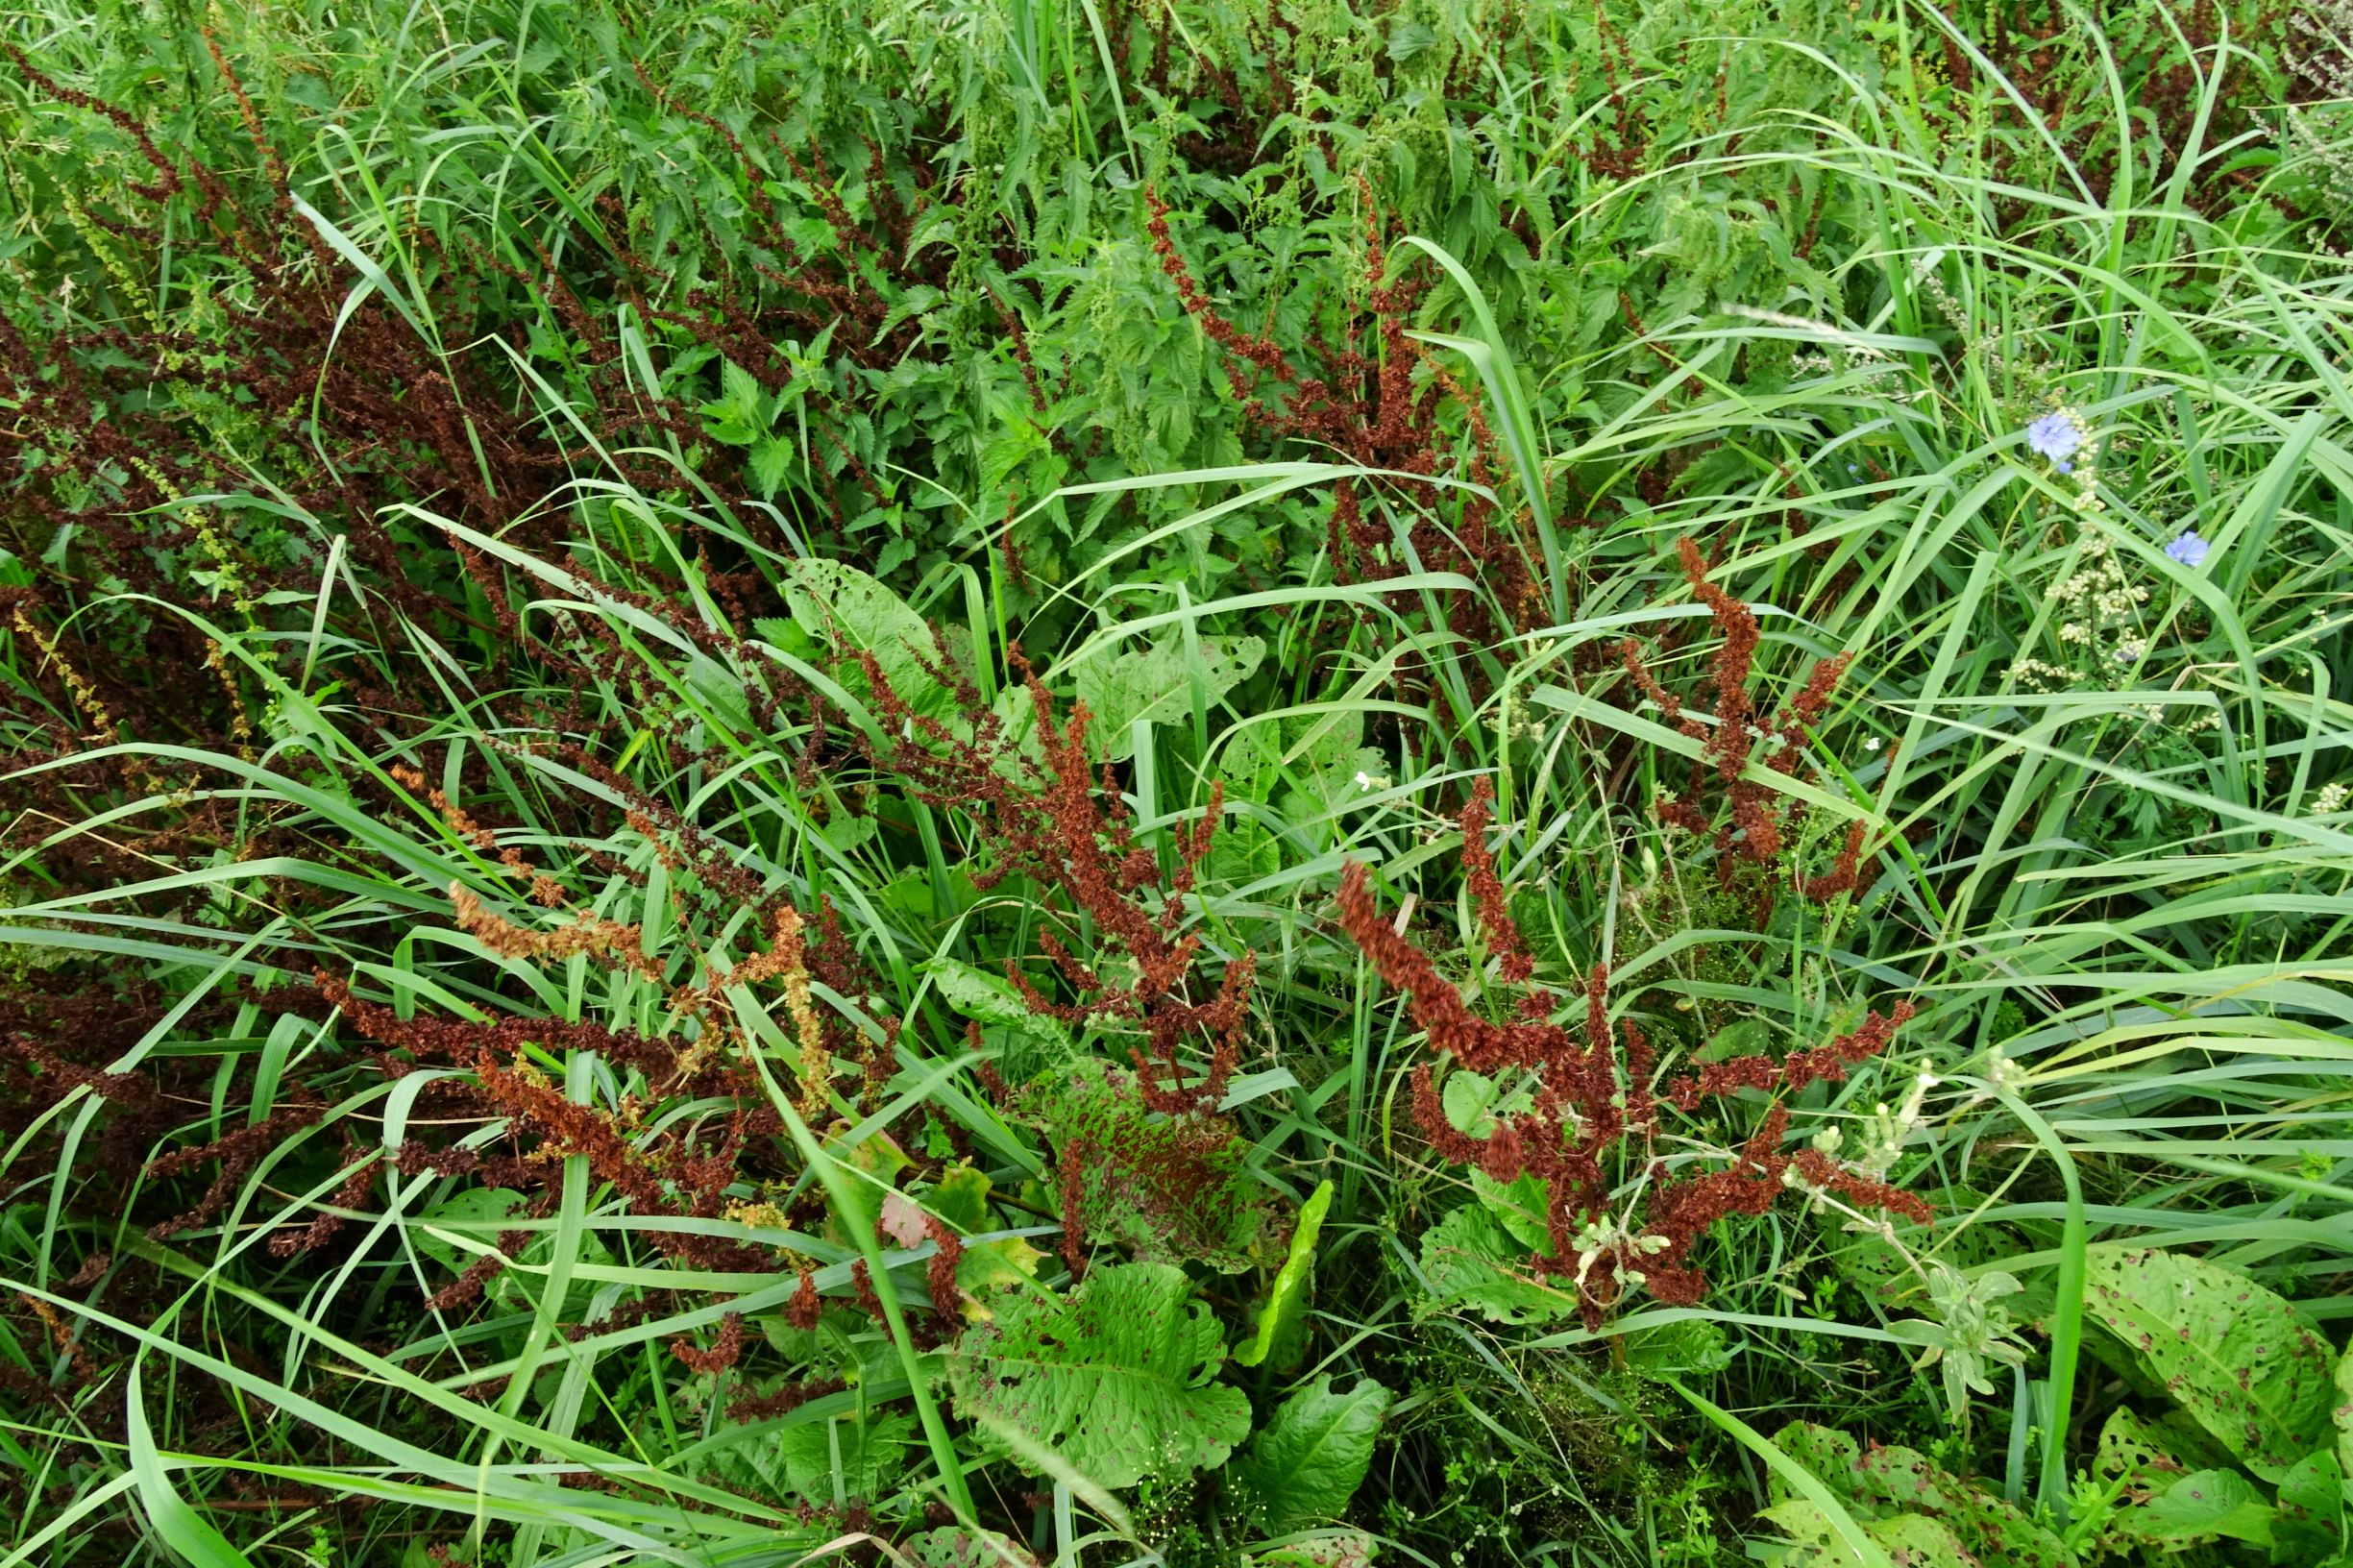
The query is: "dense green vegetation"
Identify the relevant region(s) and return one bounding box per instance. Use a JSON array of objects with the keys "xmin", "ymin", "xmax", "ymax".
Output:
[{"xmin": 4, "ymin": 0, "xmax": 2353, "ymax": 1563}]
